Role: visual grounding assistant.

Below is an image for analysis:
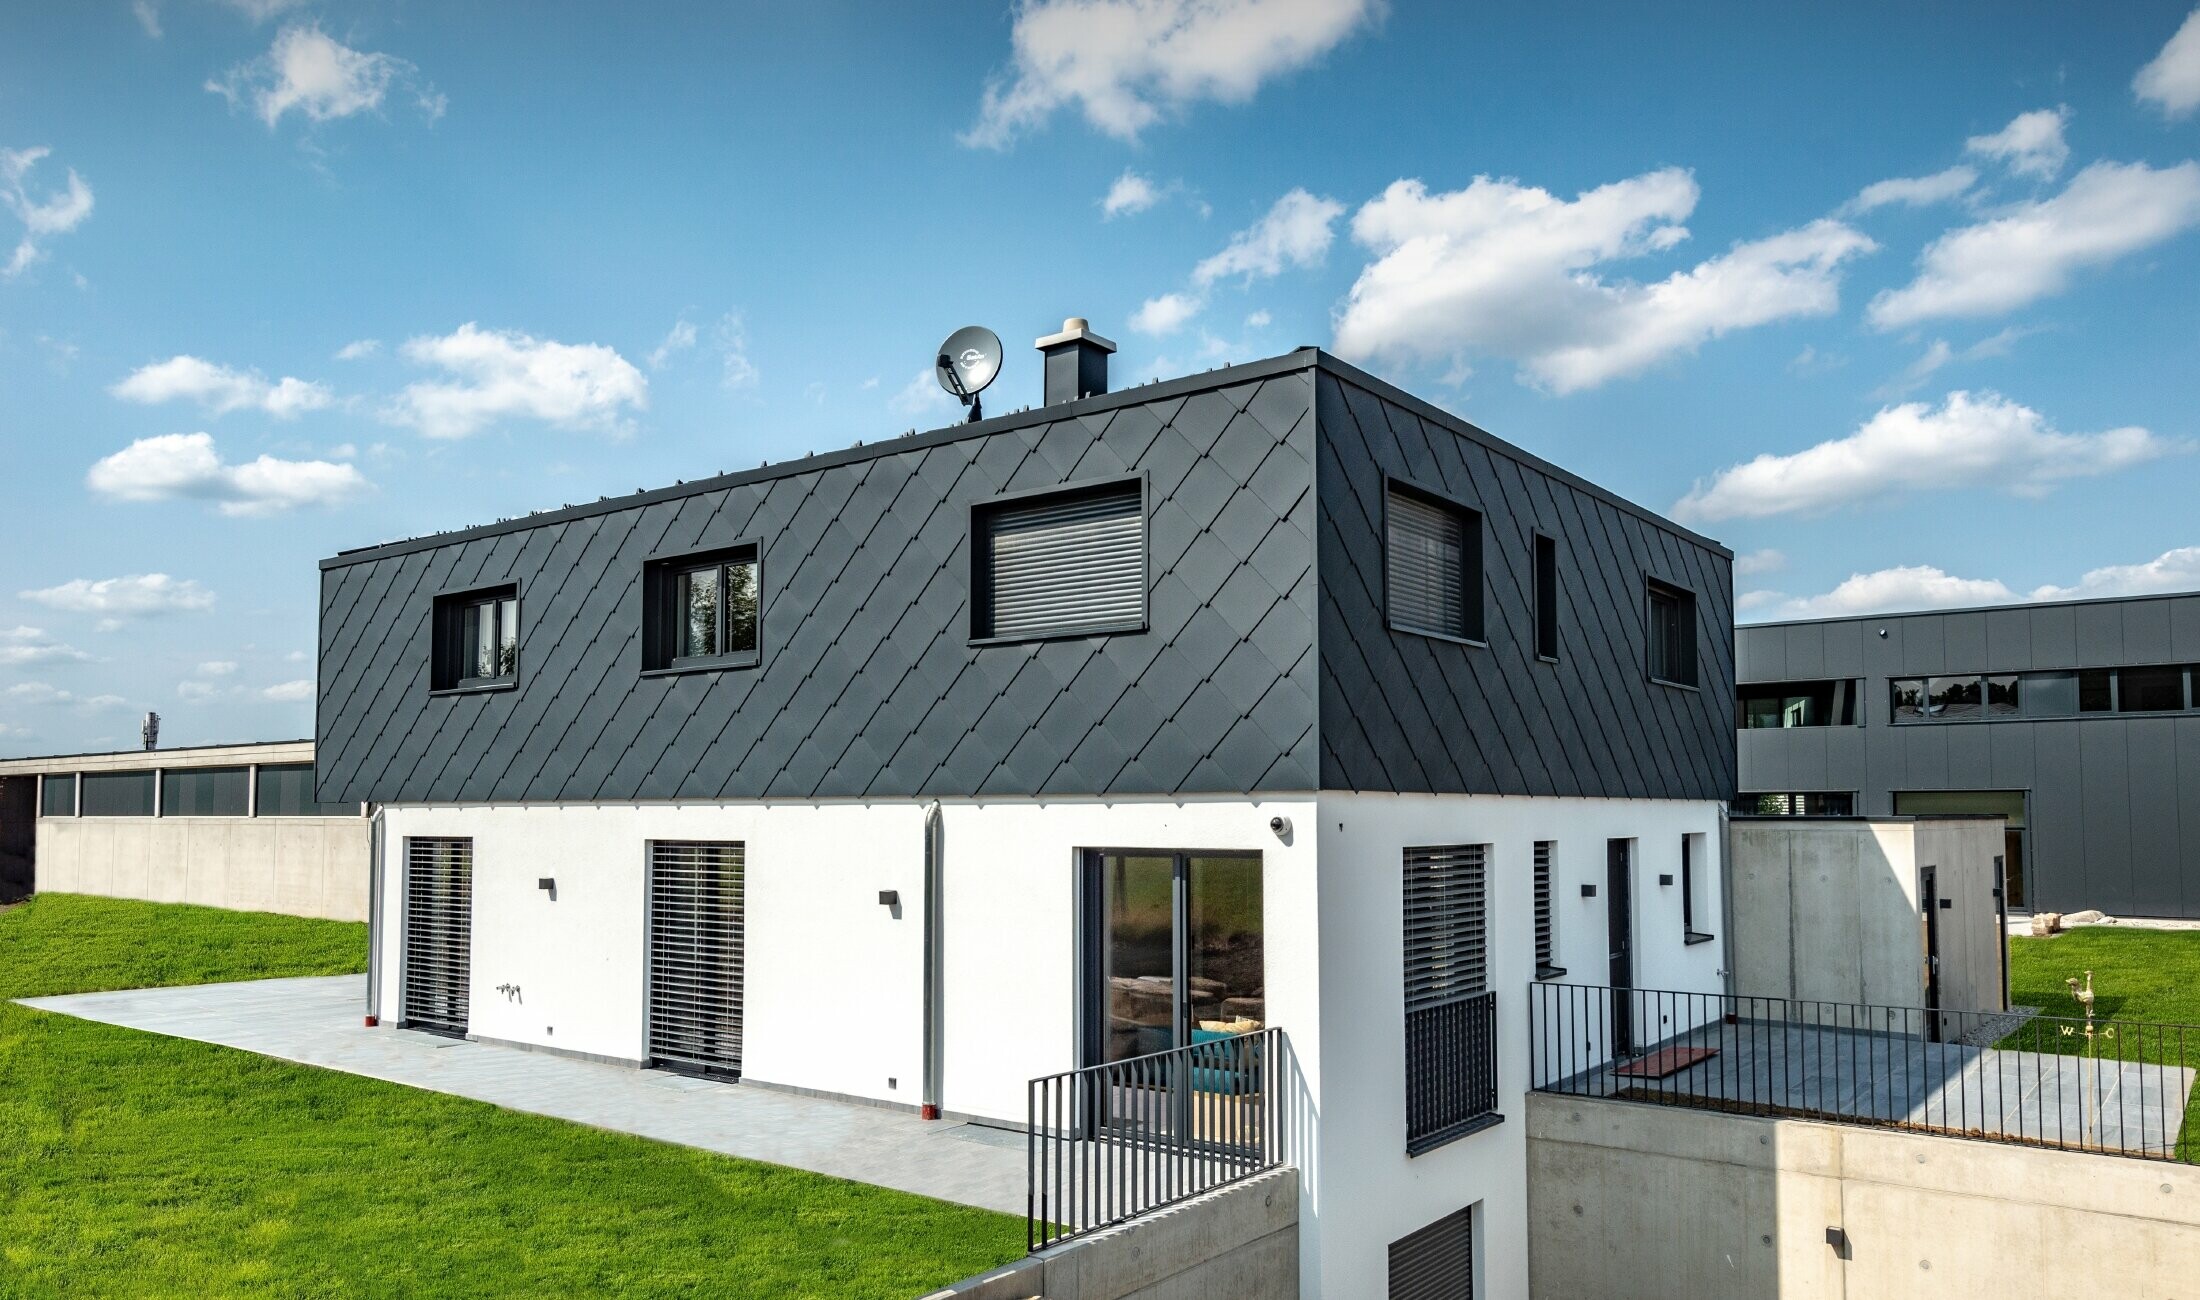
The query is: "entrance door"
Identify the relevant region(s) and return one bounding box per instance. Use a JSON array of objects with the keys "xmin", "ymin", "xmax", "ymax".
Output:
[
  {"xmin": 1920, "ymin": 865, "xmax": 1943, "ymax": 1041},
  {"xmin": 646, "ymin": 840, "xmax": 746, "ymax": 1078},
  {"xmin": 1607, "ymin": 840, "xmax": 1634, "ymax": 1056},
  {"xmin": 402, "ymin": 837, "xmax": 472, "ymax": 1036}
]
